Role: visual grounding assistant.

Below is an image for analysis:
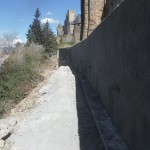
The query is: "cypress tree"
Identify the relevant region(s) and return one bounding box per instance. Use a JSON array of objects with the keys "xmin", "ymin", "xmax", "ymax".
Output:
[
  {"xmin": 26, "ymin": 8, "xmax": 57, "ymax": 53},
  {"xmin": 26, "ymin": 8, "xmax": 43, "ymax": 45},
  {"xmin": 42, "ymin": 20, "xmax": 57, "ymax": 52}
]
